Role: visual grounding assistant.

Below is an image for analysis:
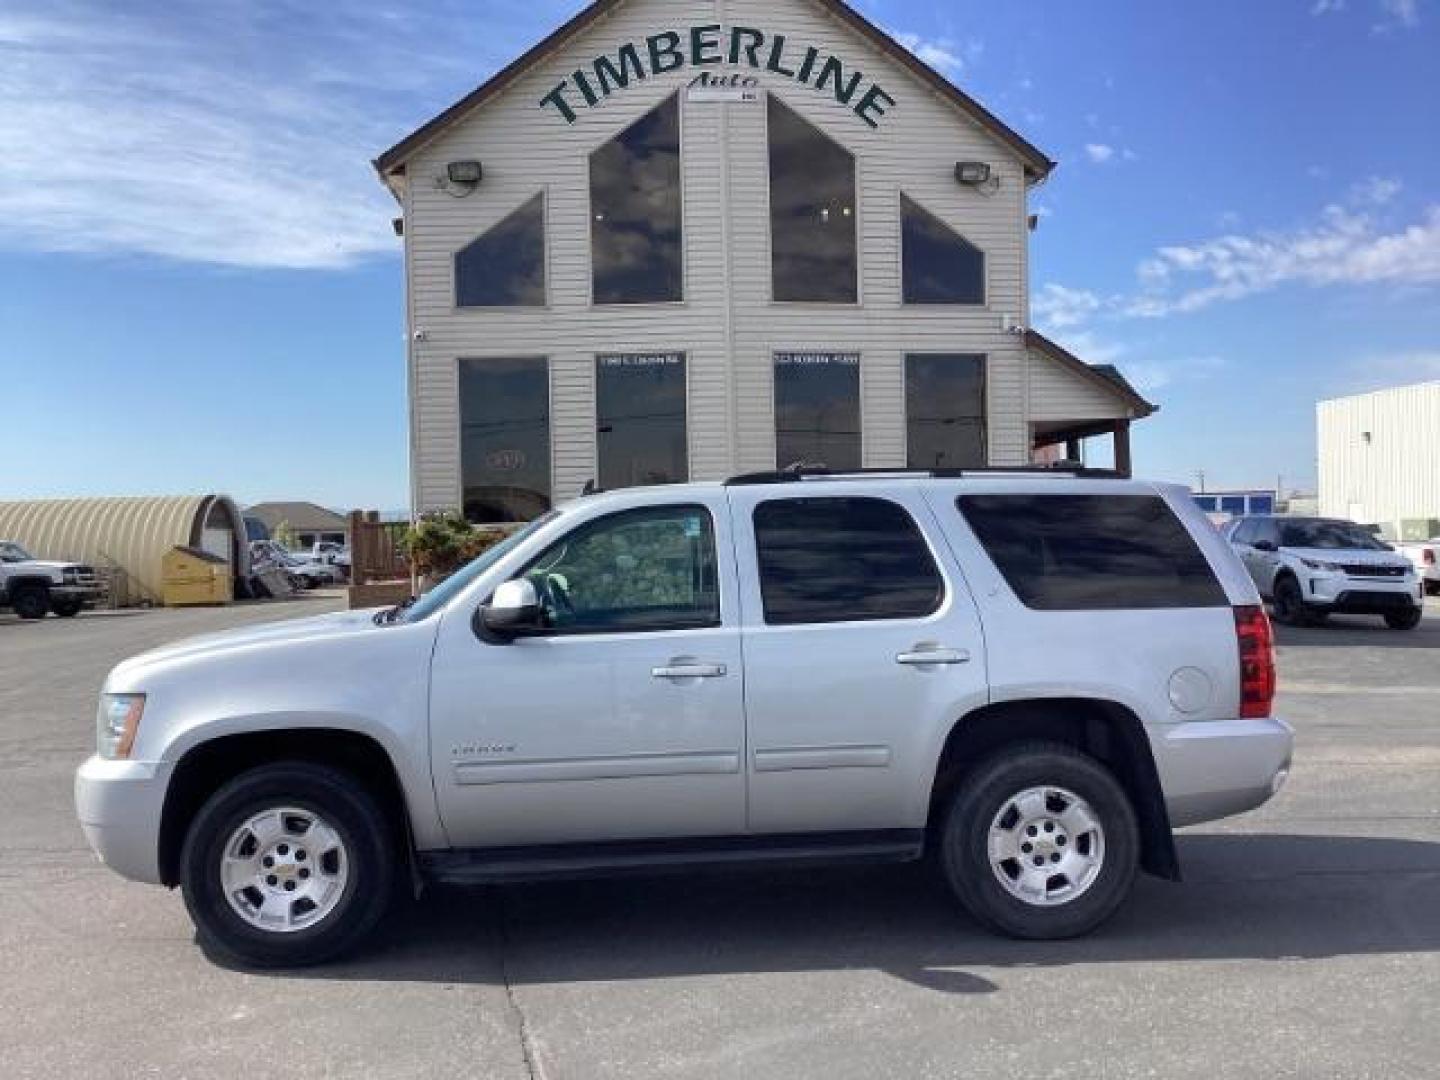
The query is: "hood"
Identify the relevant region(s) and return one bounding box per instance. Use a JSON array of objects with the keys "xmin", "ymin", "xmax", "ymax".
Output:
[
  {"xmin": 112, "ymin": 607, "xmax": 387, "ymax": 675},
  {"xmin": 9, "ymin": 559, "xmax": 83, "ymax": 573},
  {"xmin": 1281, "ymin": 546, "xmax": 1410, "ymax": 567}
]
